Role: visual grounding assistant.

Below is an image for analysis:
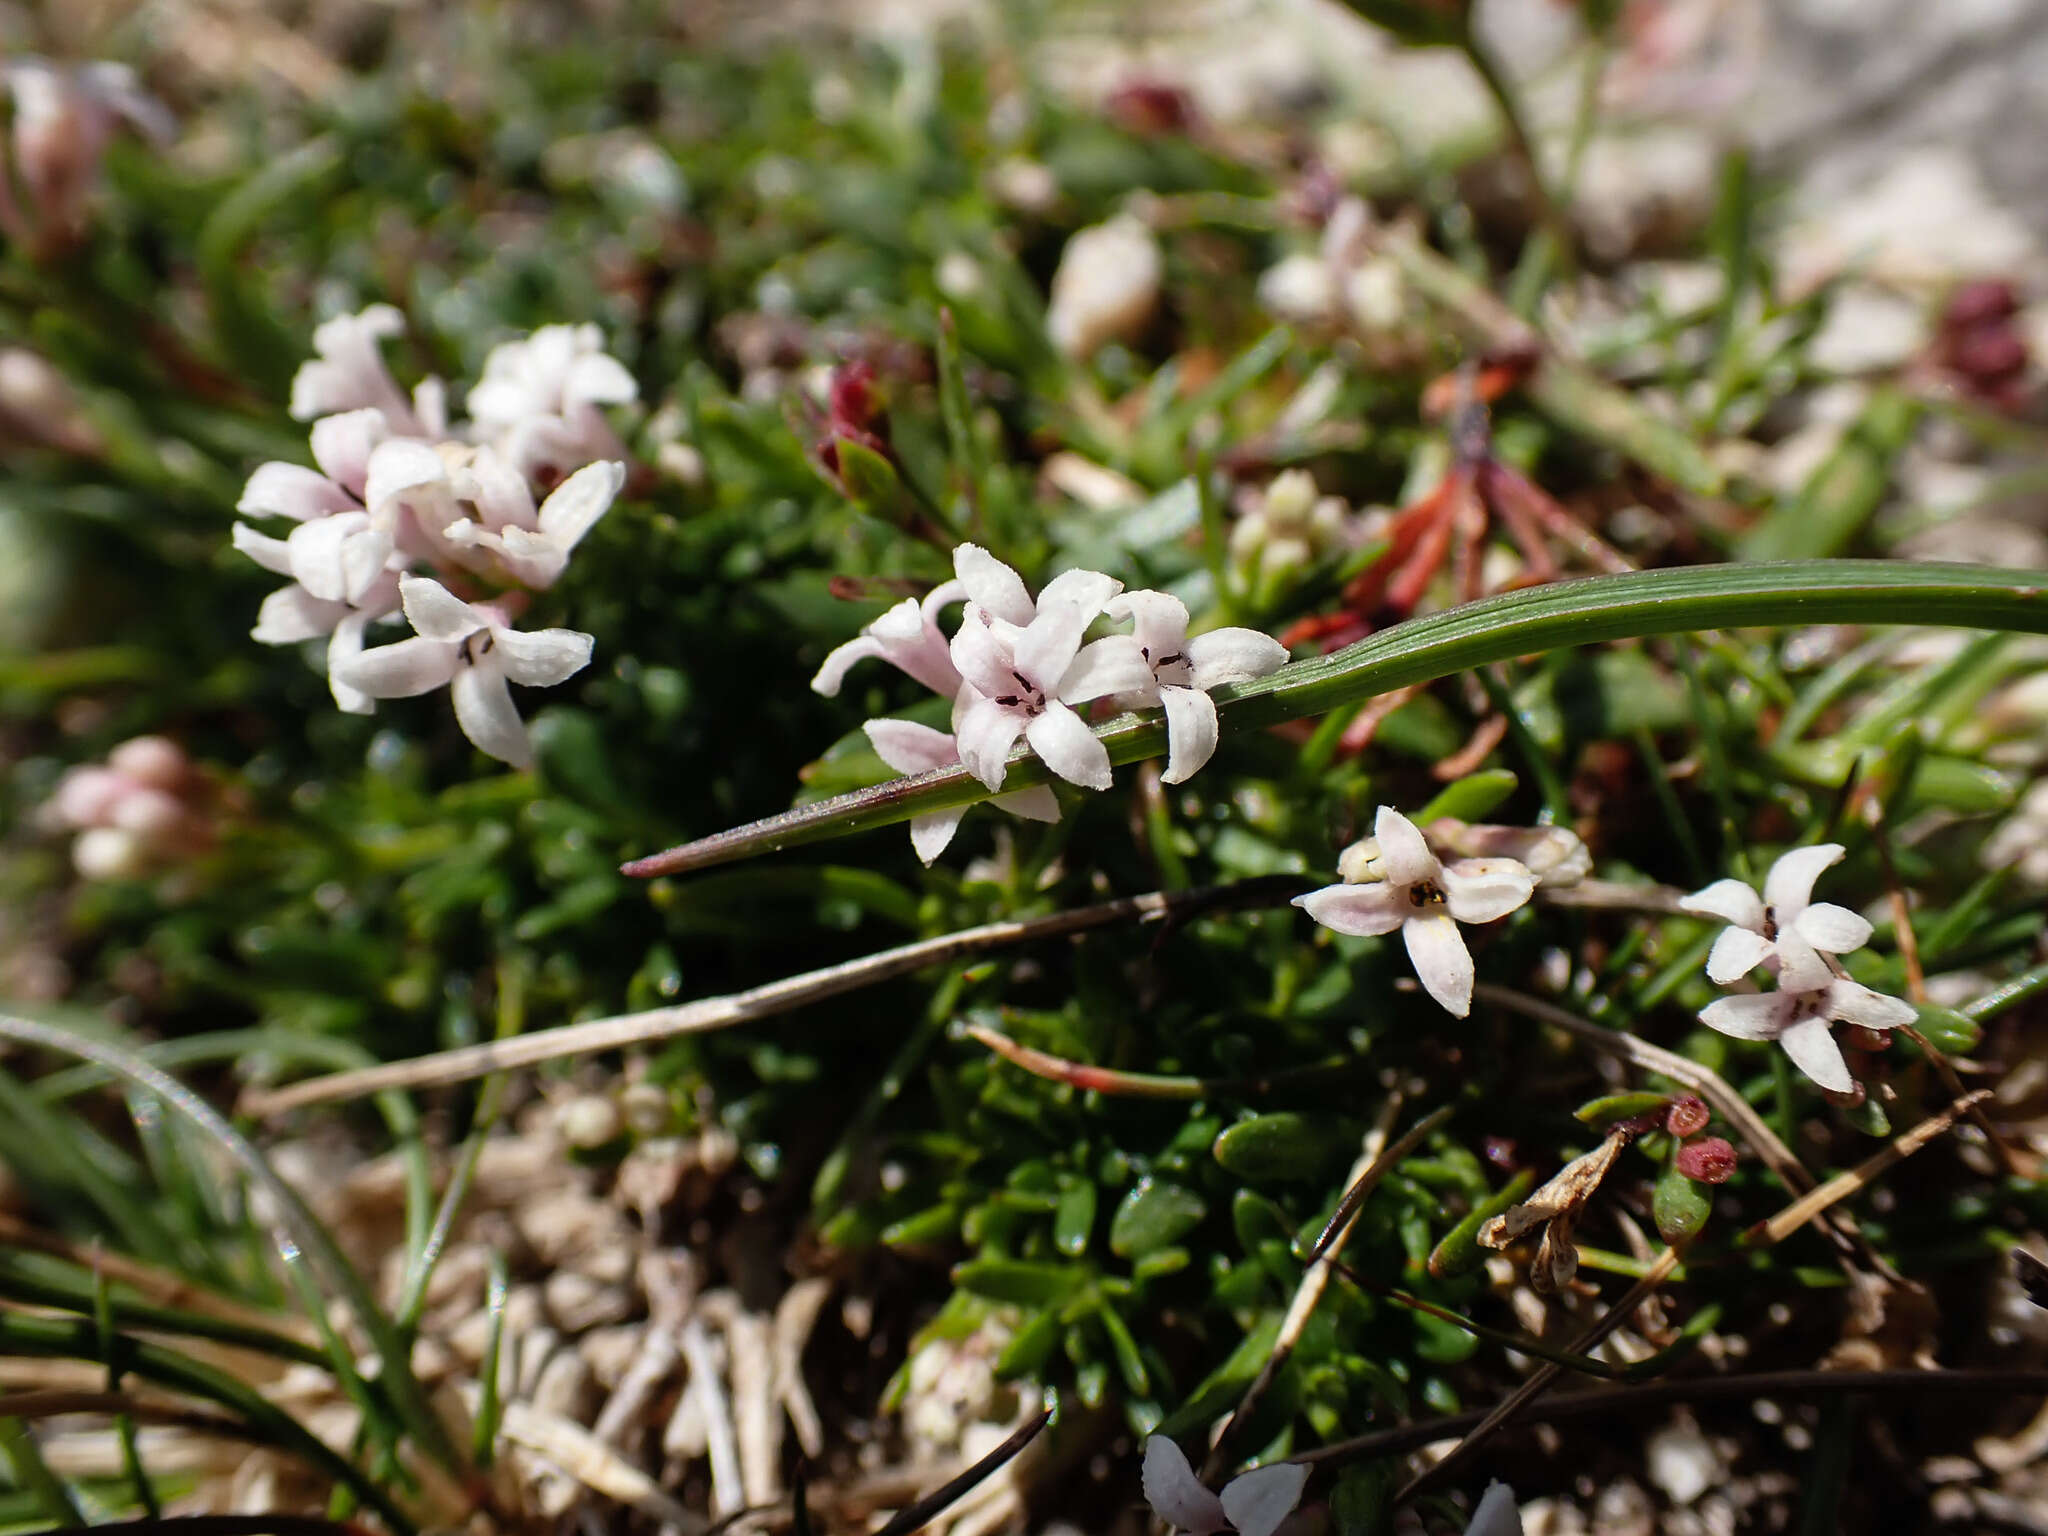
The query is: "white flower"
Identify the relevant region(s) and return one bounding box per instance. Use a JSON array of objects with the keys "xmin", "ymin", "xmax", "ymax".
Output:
[
  {"xmin": 1097, "ymin": 589, "xmax": 1288, "ymax": 783},
  {"xmin": 946, "ymin": 545, "xmax": 1145, "ymax": 792},
  {"xmin": 331, "ymin": 576, "xmax": 593, "ymax": 768},
  {"xmin": 812, "ymin": 581, "xmax": 965, "ymax": 700},
  {"xmin": 1294, "ymin": 805, "xmax": 1536, "ymax": 1017},
  {"xmin": 289, "ymin": 306, "xmax": 445, "ymax": 438},
  {"xmin": 1045, "ymin": 214, "xmax": 1161, "ymax": 359},
  {"xmin": 1141, "ymin": 1435, "xmax": 1308, "ymax": 1536},
  {"xmin": 1699, "ymin": 977, "xmax": 1915, "ymax": 1094},
  {"xmin": 1680, "ymin": 844, "xmax": 1874, "ymax": 986},
  {"xmin": 466, "ymin": 323, "xmax": 637, "ymax": 479},
  {"xmin": 2, "ymin": 59, "xmax": 172, "ymax": 241},
  {"xmin": 863, "ymin": 718, "xmax": 1059, "ymax": 864},
  {"xmin": 1467, "ymin": 1483, "xmax": 1524, "ymax": 1536},
  {"xmin": 441, "ymin": 458, "xmax": 626, "ymax": 588}
]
